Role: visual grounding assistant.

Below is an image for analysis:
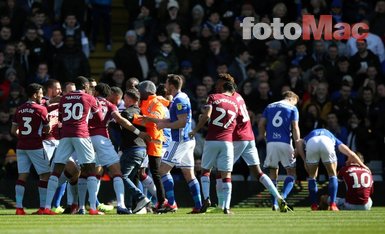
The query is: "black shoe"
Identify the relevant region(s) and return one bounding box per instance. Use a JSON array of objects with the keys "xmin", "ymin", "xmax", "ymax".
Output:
[
  {"xmin": 200, "ymin": 198, "xmax": 211, "ymax": 213},
  {"xmin": 223, "ymin": 208, "xmax": 234, "ymax": 215},
  {"xmin": 117, "ymin": 207, "xmax": 133, "ymax": 215},
  {"xmin": 62, "ymin": 206, "xmax": 71, "ymax": 214}
]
